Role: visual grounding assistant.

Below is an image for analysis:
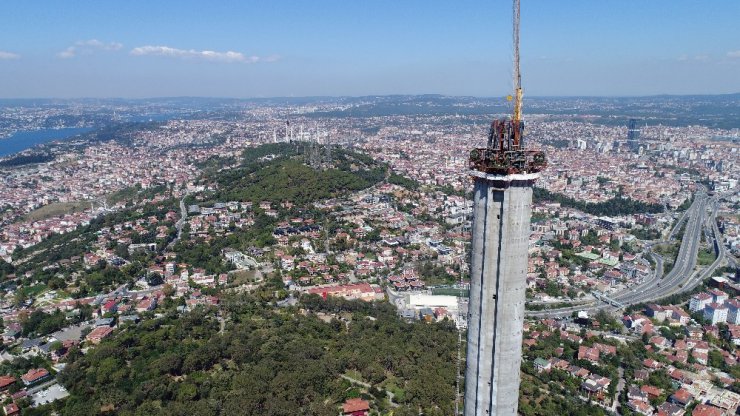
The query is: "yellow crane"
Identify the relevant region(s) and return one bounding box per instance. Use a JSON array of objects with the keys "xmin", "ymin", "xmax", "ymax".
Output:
[
  {"xmin": 468, "ymin": 0, "xmax": 546, "ymax": 176},
  {"xmin": 512, "ymin": 0, "xmax": 523, "ymax": 134}
]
